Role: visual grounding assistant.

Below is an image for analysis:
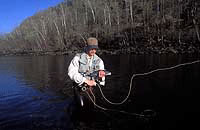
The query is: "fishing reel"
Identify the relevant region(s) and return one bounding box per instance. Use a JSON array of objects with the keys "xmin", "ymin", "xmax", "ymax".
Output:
[
  {"xmin": 79, "ymin": 70, "xmax": 111, "ymax": 92},
  {"xmin": 80, "ymin": 83, "xmax": 89, "ymax": 91}
]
